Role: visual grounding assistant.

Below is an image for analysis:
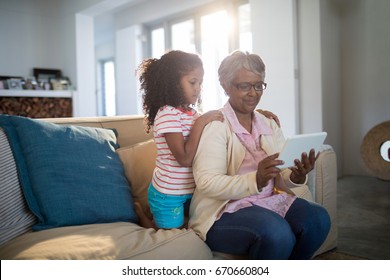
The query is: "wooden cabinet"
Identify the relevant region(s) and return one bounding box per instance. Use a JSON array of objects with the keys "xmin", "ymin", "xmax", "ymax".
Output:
[{"xmin": 0, "ymin": 90, "xmax": 74, "ymax": 118}]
